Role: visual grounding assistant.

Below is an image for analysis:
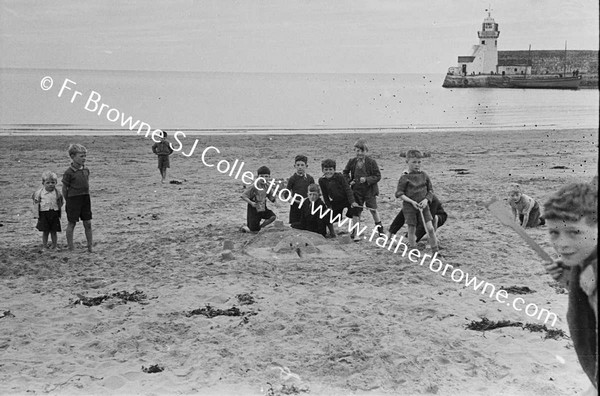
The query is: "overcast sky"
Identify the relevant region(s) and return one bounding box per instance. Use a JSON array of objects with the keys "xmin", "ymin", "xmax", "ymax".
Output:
[{"xmin": 1, "ymin": 0, "xmax": 598, "ymax": 74}]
